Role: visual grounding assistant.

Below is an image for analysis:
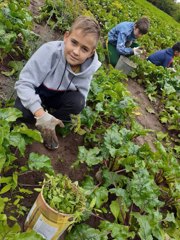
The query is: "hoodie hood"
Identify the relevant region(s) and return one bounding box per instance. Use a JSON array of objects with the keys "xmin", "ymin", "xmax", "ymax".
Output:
[{"xmin": 166, "ymin": 48, "xmax": 174, "ymax": 56}]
